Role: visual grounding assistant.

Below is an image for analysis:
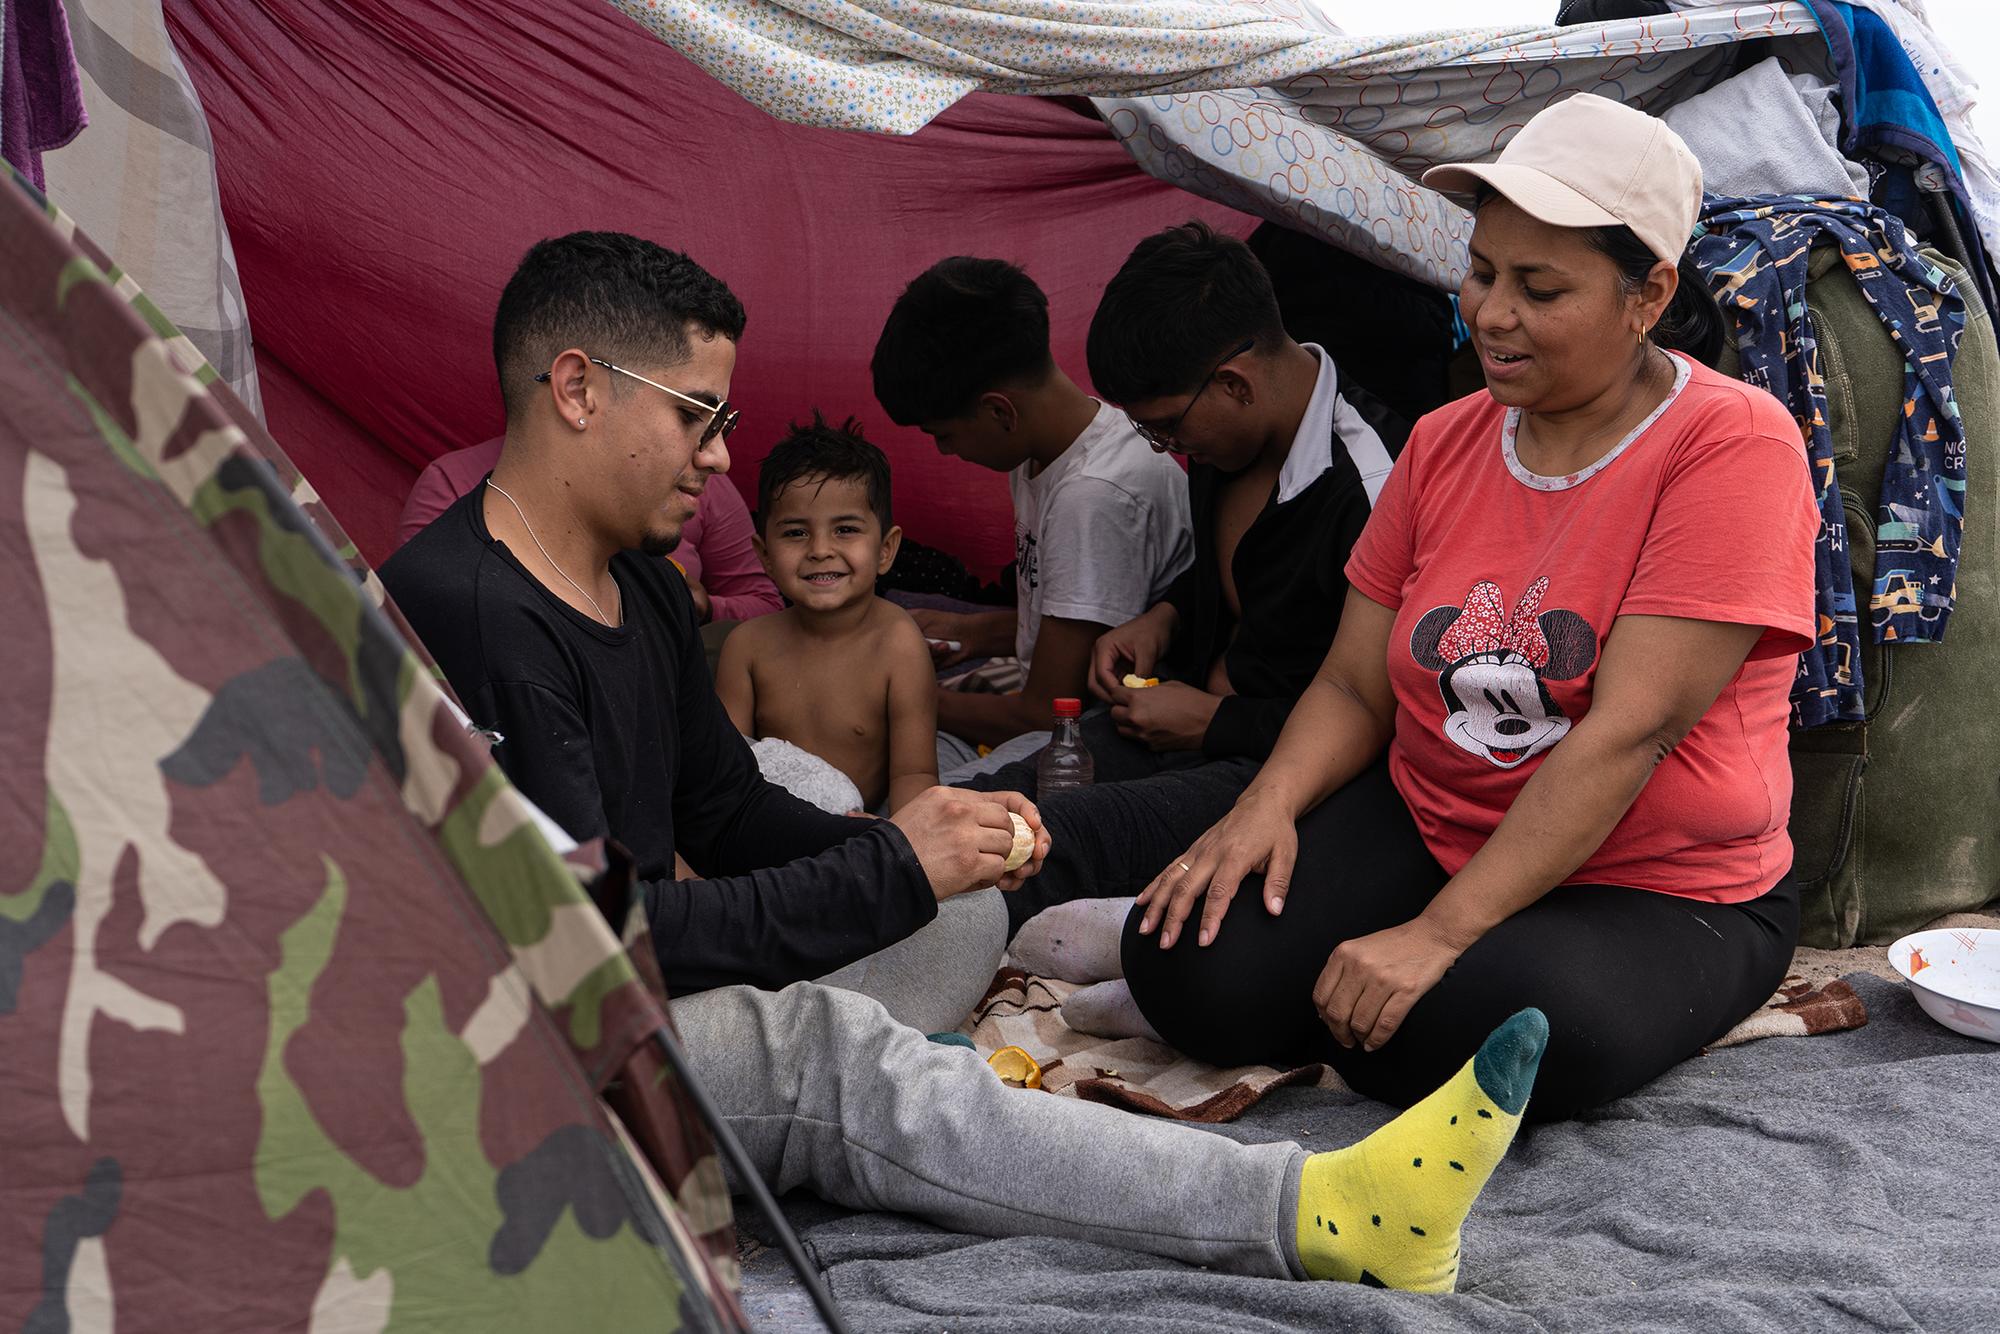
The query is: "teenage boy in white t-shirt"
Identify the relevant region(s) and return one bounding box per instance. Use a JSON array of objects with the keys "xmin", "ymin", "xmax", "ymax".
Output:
[{"xmin": 872, "ymin": 257, "xmax": 1193, "ymax": 752}]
